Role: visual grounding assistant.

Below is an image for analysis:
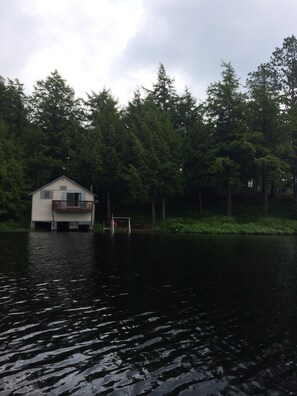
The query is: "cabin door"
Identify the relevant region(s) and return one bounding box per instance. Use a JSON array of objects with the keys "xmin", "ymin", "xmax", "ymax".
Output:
[{"xmin": 67, "ymin": 192, "xmax": 81, "ymax": 207}]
